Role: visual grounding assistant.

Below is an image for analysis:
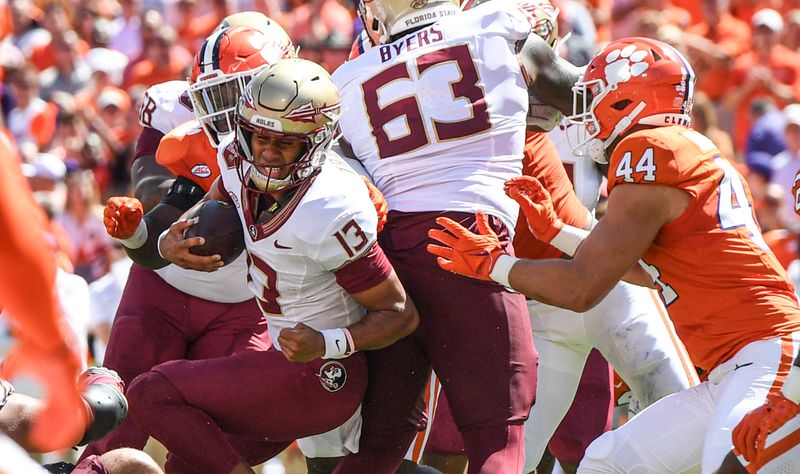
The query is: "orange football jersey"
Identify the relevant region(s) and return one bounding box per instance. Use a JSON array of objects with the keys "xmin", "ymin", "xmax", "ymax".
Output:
[
  {"xmin": 514, "ymin": 132, "xmax": 591, "ymax": 260},
  {"xmin": 607, "ymin": 126, "xmax": 800, "ymax": 372},
  {"xmin": 156, "ymin": 120, "xmax": 219, "ymax": 192}
]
